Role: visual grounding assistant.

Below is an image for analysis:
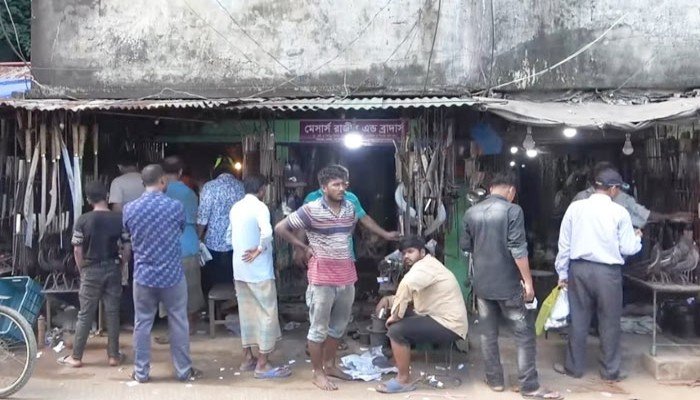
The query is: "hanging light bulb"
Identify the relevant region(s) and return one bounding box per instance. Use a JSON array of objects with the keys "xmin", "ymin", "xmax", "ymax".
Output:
[
  {"xmin": 526, "ymin": 149, "xmax": 538, "ymax": 158},
  {"xmin": 510, "ymin": 146, "xmax": 519, "ymax": 154},
  {"xmin": 522, "ymin": 126, "xmax": 536, "ymax": 151},
  {"xmin": 509, "ymin": 160, "xmax": 516, "ymax": 167},
  {"xmin": 622, "ymin": 133, "xmax": 634, "ymax": 155},
  {"xmin": 563, "ymin": 127, "xmax": 577, "ymax": 138}
]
